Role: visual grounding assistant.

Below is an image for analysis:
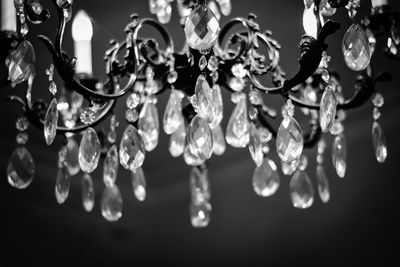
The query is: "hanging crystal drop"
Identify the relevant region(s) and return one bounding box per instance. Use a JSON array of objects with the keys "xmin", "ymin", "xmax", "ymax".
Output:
[
  {"xmin": 44, "ymin": 98, "xmax": 59, "ymax": 145},
  {"xmin": 188, "ymin": 115, "xmax": 213, "ymax": 161},
  {"xmin": 82, "ymin": 173, "xmax": 95, "ymax": 212},
  {"xmin": 101, "ymin": 185, "xmax": 123, "ymax": 222},
  {"xmin": 281, "ymin": 158, "xmax": 300, "ymax": 176},
  {"xmin": 226, "ymin": 94, "xmax": 250, "ymax": 148},
  {"xmin": 252, "ymin": 158, "xmax": 280, "ymax": 197},
  {"xmin": 7, "ymin": 40, "xmax": 36, "ymax": 84},
  {"xmin": 249, "ymin": 123, "xmax": 263, "ymax": 166},
  {"xmin": 199, "ymin": 55, "xmax": 207, "ymax": 70},
  {"xmin": 169, "ymin": 122, "xmax": 186, "ymax": 157},
  {"xmin": 276, "ymin": 116, "xmax": 304, "ymax": 162},
  {"xmin": 163, "ymin": 90, "xmax": 183, "ymax": 134},
  {"xmin": 209, "ymin": 84, "xmax": 223, "ymax": 129},
  {"xmin": 55, "ymin": 165, "xmax": 70, "ymax": 204},
  {"xmin": 342, "ymin": 23, "xmax": 371, "ymax": 71},
  {"xmin": 66, "ymin": 137, "xmax": 80, "ymax": 176},
  {"xmin": 320, "ymin": 85, "xmax": 337, "ymax": 133},
  {"xmin": 372, "ymin": 121, "xmax": 387, "ymax": 163},
  {"xmin": 119, "ymin": 125, "xmax": 146, "ymax": 171},
  {"xmin": 7, "ymin": 146, "xmax": 35, "ymax": 189},
  {"xmin": 194, "ymin": 74, "xmax": 215, "ymax": 125},
  {"xmin": 131, "ymin": 167, "xmax": 146, "ymax": 202},
  {"xmin": 184, "ymin": 145, "xmax": 205, "ymax": 166},
  {"xmin": 78, "ymin": 127, "xmax": 101, "ymax": 173},
  {"xmin": 138, "ymin": 100, "xmax": 159, "ymax": 151},
  {"xmin": 289, "ymin": 170, "xmax": 314, "ymax": 209},
  {"xmin": 332, "ymin": 134, "xmax": 347, "ymax": 178},
  {"xmin": 216, "ymin": 0, "xmax": 232, "ymax": 16},
  {"xmin": 190, "ymin": 167, "xmax": 210, "ymax": 204},
  {"xmin": 103, "ymin": 145, "xmax": 119, "ymax": 187},
  {"xmin": 190, "ymin": 201, "xmax": 211, "ymax": 228},
  {"xmin": 316, "ymin": 165, "xmax": 330, "ymax": 203},
  {"xmin": 211, "ymin": 124, "xmax": 226, "ymax": 156}
]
